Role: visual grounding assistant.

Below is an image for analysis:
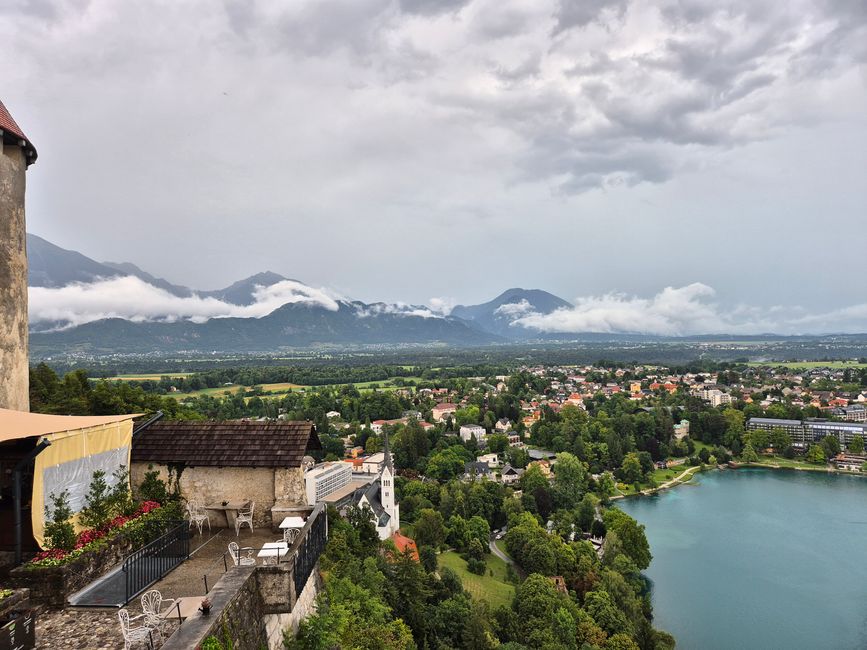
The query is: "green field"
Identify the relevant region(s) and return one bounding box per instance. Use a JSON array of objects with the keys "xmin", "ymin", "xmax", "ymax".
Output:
[
  {"xmin": 174, "ymin": 377, "xmax": 424, "ymax": 401},
  {"xmin": 438, "ymin": 551, "xmax": 515, "ymax": 610},
  {"xmin": 175, "ymin": 381, "xmax": 307, "ymax": 400},
  {"xmin": 745, "ymin": 361, "xmax": 867, "ymax": 370},
  {"xmin": 105, "ymin": 373, "xmax": 193, "ymax": 381}
]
